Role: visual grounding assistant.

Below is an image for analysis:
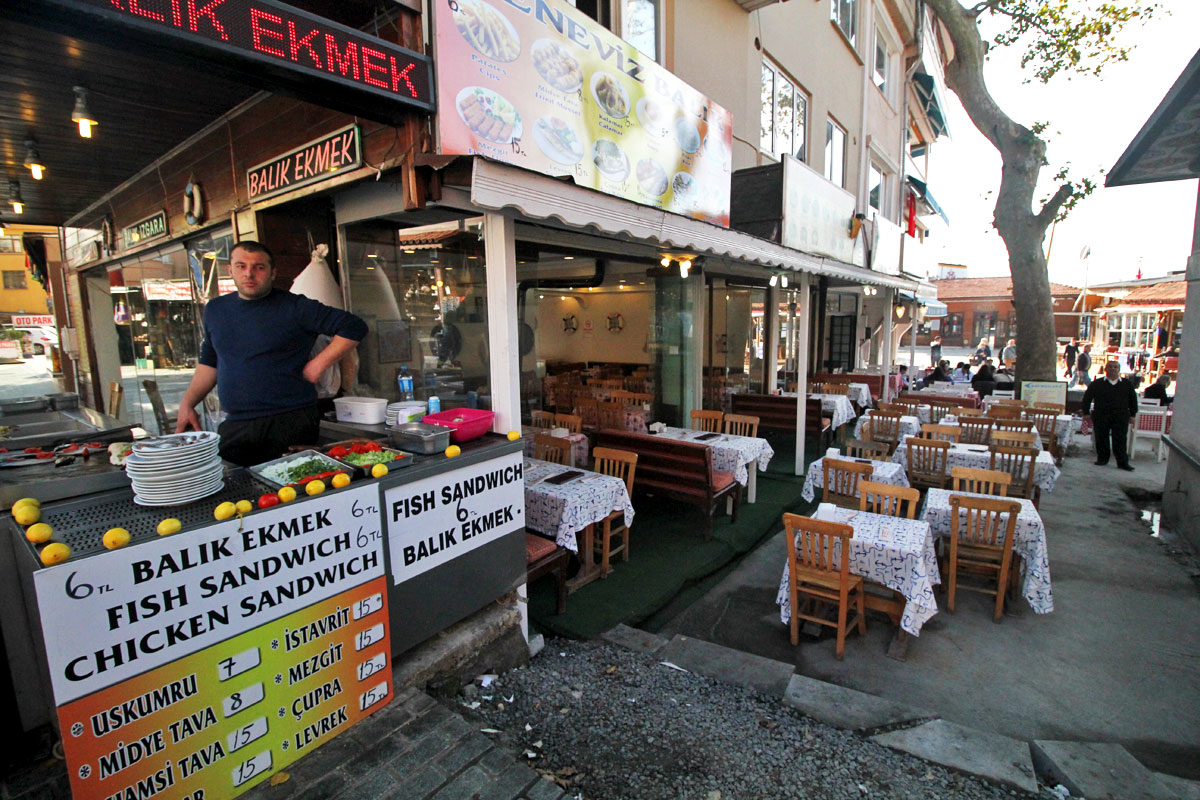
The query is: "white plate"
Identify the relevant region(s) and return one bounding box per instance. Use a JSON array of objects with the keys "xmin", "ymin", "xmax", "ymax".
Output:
[
  {"xmin": 131, "ymin": 469, "xmax": 224, "ymax": 489},
  {"xmin": 455, "ymin": 86, "xmax": 523, "ymax": 144},
  {"xmin": 132, "ymin": 431, "xmax": 219, "ymax": 453},
  {"xmin": 134, "ymin": 481, "xmax": 224, "ymax": 507},
  {"xmin": 533, "ymin": 115, "xmax": 584, "ymax": 165},
  {"xmin": 673, "ymin": 117, "xmax": 700, "ymax": 154},
  {"xmin": 590, "ymin": 71, "xmax": 630, "ymax": 119},
  {"xmin": 531, "ymin": 38, "xmax": 582, "ymax": 93},
  {"xmin": 635, "ymin": 96, "xmax": 671, "ymax": 138},
  {"xmin": 592, "ymin": 139, "xmax": 630, "ymax": 181},
  {"xmin": 132, "ymin": 470, "xmax": 224, "ymax": 493},
  {"xmin": 126, "ymin": 447, "xmax": 220, "ymax": 468},
  {"xmin": 450, "ymin": 0, "xmax": 521, "ymax": 63},
  {"xmin": 126, "ymin": 456, "xmax": 221, "ymax": 475}
]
